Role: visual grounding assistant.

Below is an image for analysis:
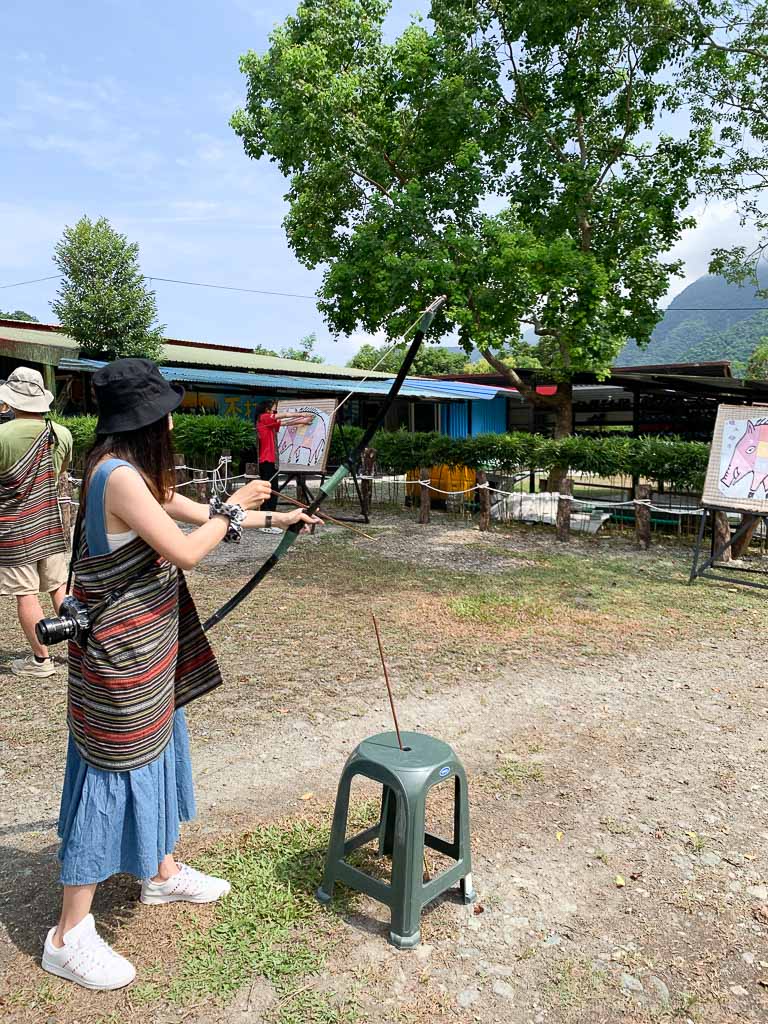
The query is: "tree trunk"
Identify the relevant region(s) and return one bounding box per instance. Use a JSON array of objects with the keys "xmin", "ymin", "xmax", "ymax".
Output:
[
  {"xmin": 713, "ymin": 510, "xmax": 732, "ymax": 562},
  {"xmin": 477, "ymin": 350, "xmax": 574, "ymax": 488},
  {"xmin": 546, "ymin": 384, "xmax": 573, "ymax": 491},
  {"xmin": 731, "ymin": 514, "xmax": 759, "ymax": 559}
]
